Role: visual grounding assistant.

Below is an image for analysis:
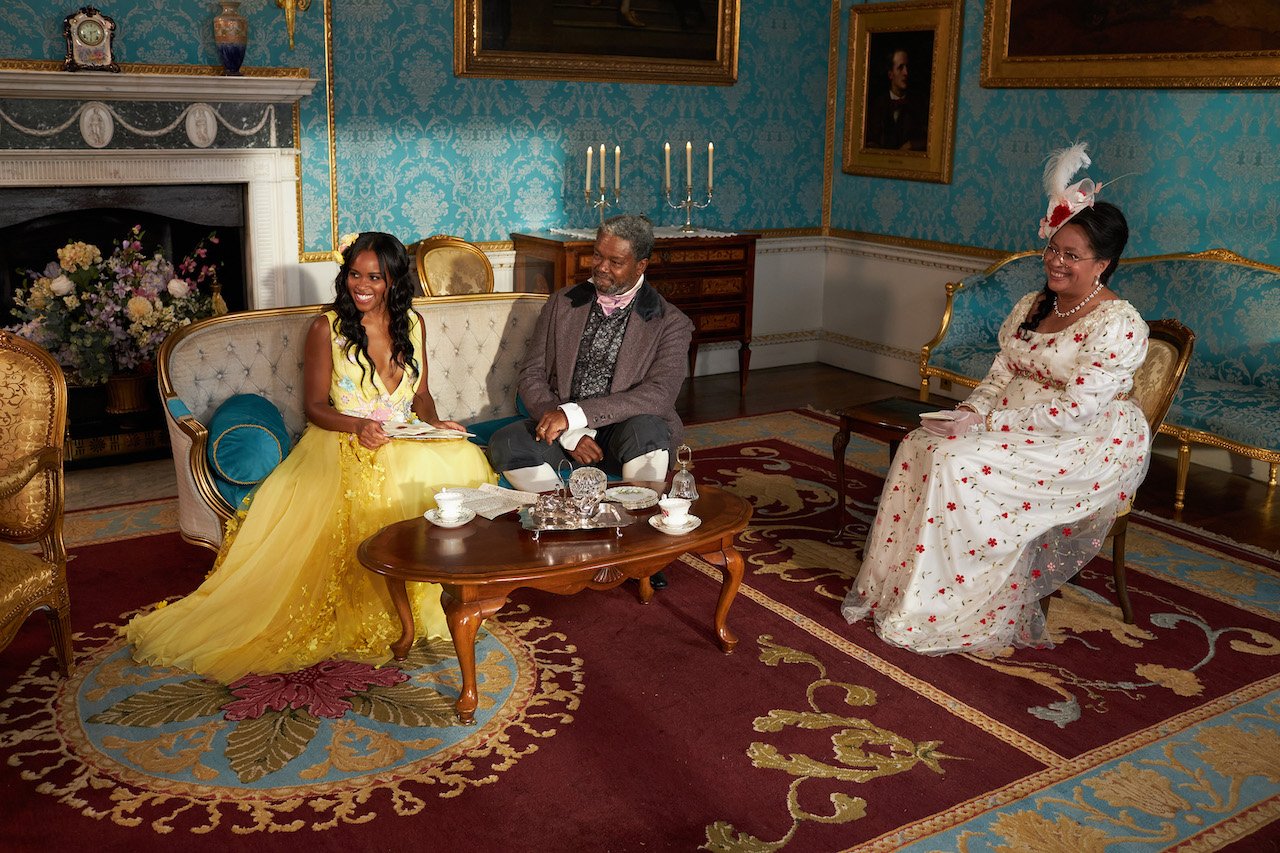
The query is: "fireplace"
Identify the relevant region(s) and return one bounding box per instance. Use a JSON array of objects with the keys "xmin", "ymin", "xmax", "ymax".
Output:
[
  {"xmin": 0, "ymin": 67, "xmax": 318, "ymax": 460},
  {"xmin": 0, "ymin": 183, "xmax": 249, "ymax": 323}
]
